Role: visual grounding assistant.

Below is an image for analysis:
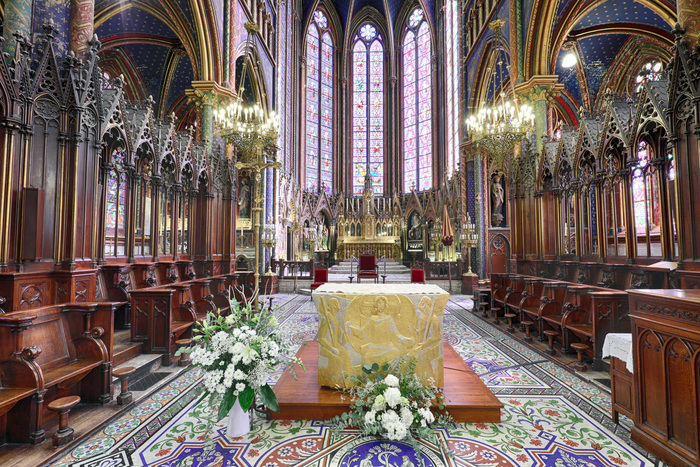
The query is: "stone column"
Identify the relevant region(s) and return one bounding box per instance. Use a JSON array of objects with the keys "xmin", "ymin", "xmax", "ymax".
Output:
[
  {"xmin": 3, "ymin": 0, "xmax": 32, "ymax": 58},
  {"xmin": 69, "ymin": 0, "xmax": 94, "ymax": 59},
  {"xmin": 677, "ymin": 0, "xmax": 700, "ymax": 50},
  {"xmin": 515, "ymin": 77, "xmax": 564, "ymax": 158},
  {"xmin": 186, "ymin": 82, "xmax": 233, "ymax": 151}
]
